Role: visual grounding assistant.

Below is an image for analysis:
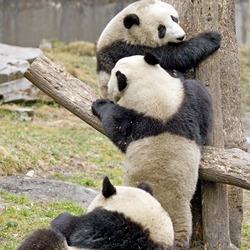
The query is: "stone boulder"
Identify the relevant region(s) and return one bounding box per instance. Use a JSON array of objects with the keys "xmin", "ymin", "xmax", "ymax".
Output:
[
  {"xmin": 0, "ymin": 43, "xmax": 42, "ymax": 84},
  {"xmin": 0, "ymin": 43, "xmax": 50, "ymax": 103}
]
